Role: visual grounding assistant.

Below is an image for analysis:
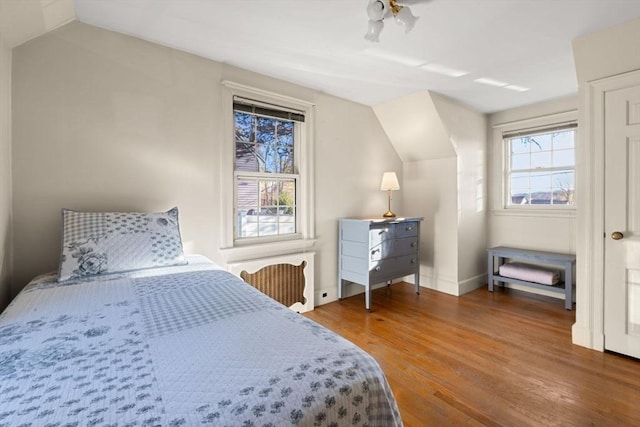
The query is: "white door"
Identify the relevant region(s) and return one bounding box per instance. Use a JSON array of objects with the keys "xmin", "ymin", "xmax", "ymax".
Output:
[{"xmin": 604, "ymin": 83, "xmax": 640, "ymax": 359}]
